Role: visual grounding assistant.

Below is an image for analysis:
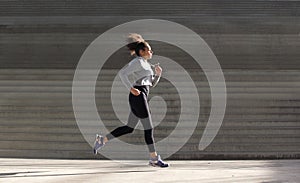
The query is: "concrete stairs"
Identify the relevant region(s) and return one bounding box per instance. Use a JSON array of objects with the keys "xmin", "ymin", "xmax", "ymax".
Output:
[{"xmin": 0, "ymin": 69, "xmax": 299, "ymax": 159}]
